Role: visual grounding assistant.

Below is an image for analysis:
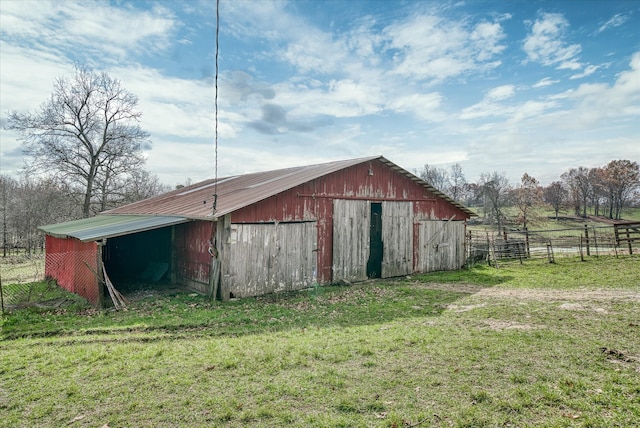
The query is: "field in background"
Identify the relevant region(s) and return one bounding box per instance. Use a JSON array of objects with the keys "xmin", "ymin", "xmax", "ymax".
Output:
[{"xmin": 1, "ymin": 256, "xmax": 639, "ymax": 427}]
